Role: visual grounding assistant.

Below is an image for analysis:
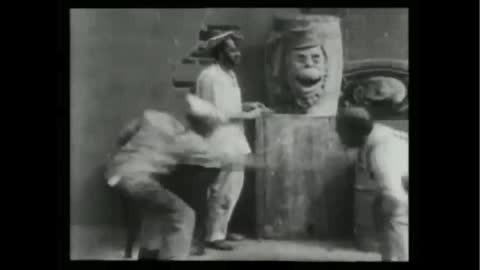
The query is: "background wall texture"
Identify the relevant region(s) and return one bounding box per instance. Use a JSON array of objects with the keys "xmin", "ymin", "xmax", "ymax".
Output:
[{"xmin": 70, "ymin": 8, "xmax": 408, "ymax": 227}]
